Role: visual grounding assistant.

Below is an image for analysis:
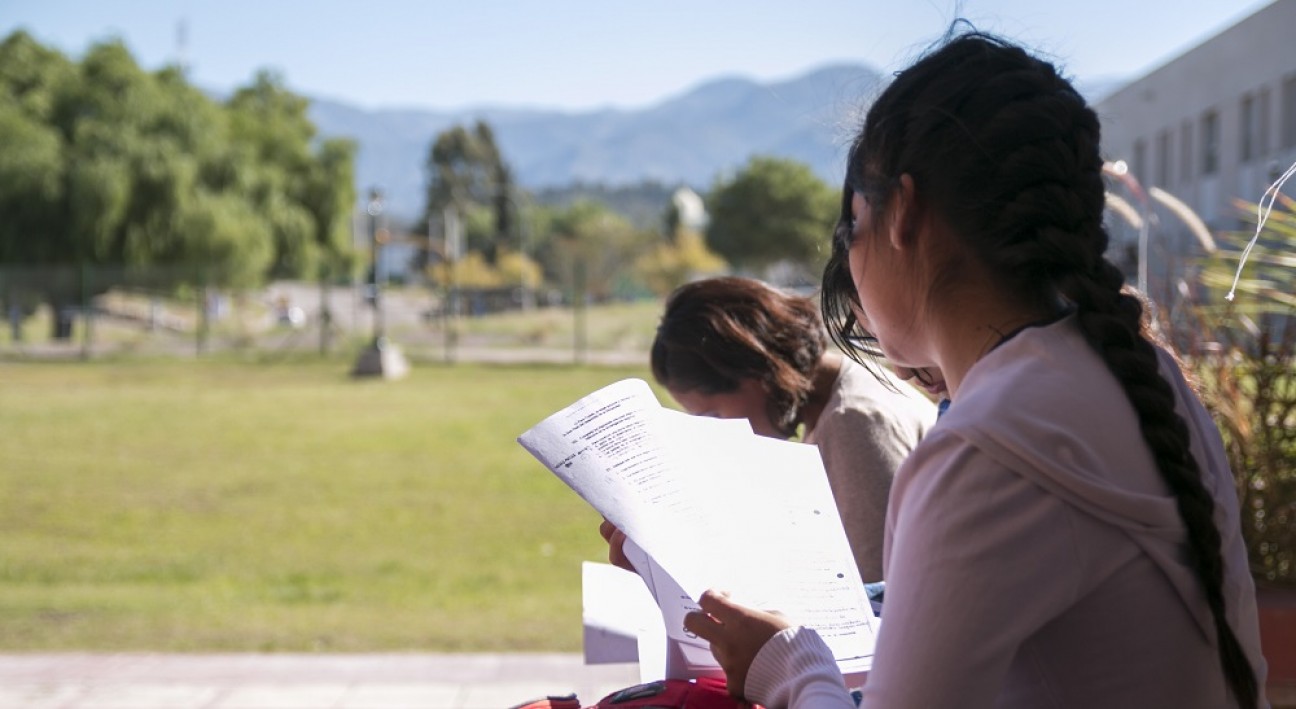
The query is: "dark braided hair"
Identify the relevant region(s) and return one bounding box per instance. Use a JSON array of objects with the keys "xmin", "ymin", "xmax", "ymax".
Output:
[
  {"xmin": 652, "ymin": 276, "xmax": 826, "ymax": 438},
  {"xmin": 823, "ymin": 32, "xmax": 1258, "ymax": 707}
]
